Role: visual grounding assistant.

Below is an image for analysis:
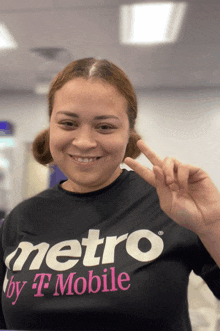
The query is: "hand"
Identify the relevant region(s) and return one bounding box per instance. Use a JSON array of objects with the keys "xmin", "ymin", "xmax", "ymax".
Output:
[{"xmin": 124, "ymin": 140, "xmax": 220, "ymax": 235}]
